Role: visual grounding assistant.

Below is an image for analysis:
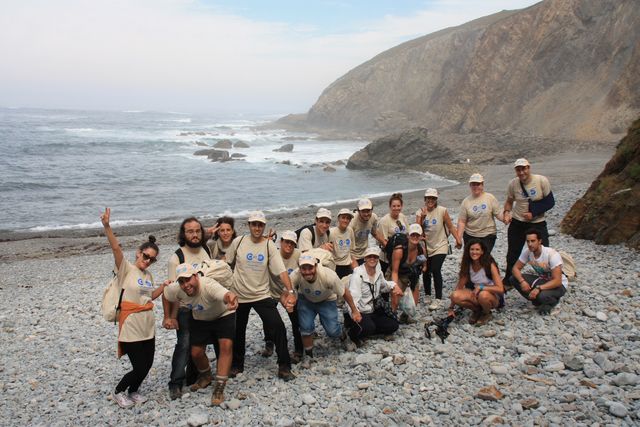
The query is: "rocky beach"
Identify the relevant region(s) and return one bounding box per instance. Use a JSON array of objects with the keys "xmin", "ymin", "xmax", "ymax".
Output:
[{"xmin": 1, "ymin": 147, "xmax": 639, "ymax": 425}]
